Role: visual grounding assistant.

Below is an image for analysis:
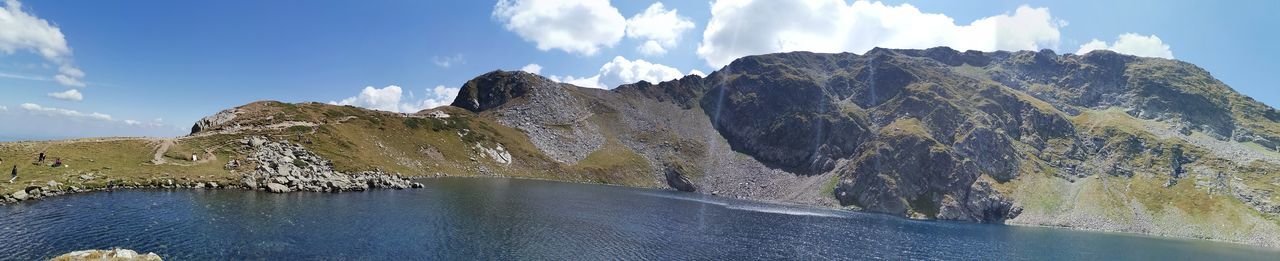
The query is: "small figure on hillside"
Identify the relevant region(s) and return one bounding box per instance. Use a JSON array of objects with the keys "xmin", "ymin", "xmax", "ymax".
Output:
[
  {"xmin": 52, "ymin": 158, "xmax": 62, "ymax": 168},
  {"xmin": 9, "ymin": 165, "xmax": 16, "ymax": 183},
  {"xmin": 192, "ymin": 154, "xmax": 199, "ymax": 162},
  {"xmin": 37, "ymin": 152, "xmax": 45, "ymax": 162}
]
